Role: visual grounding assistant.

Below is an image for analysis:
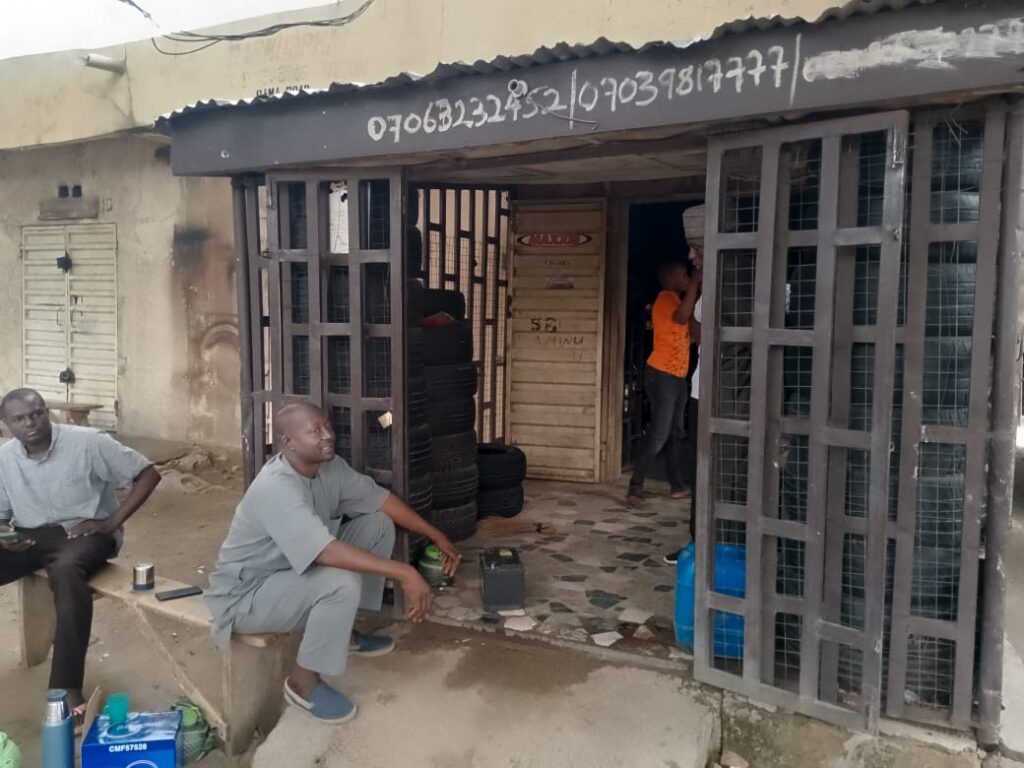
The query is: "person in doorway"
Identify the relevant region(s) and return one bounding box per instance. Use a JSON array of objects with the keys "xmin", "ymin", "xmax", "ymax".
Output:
[
  {"xmin": 0, "ymin": 388, "xmax": 161, "ymax": 721},
  {"xmin": 205, "ymin": 402, "xmax": 462, "ymax": 724},
  {"xmin": 665, "ymin": 204, "xmax": 705, "ymax": 565},
  {"xmin": 628, "ymin": 256, "xmax": 702, "ymax": 501}
]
